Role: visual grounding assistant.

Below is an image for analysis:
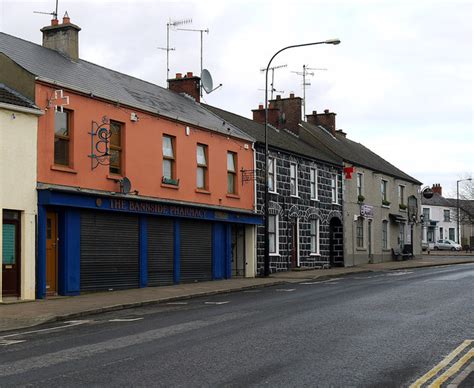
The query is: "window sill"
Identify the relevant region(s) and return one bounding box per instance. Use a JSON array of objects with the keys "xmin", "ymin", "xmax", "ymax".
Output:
[
  {"xmin": 311, "ymin": 198, "xmax": 319, "ymax": 202},
  {"xmin": 107, "ymin": 174, "xmax": 122, "ymax": 181},
  {"xmin": 399, "ymin": 208, "xmax": 407, "ymax": 212},
  {"xmin": 269, "ymin": 253, "xmax": 280, "ymax": 257},
  {"xmin": 269, "ymin": 190, "xmax": 278, "ymax": 195},
  {"xmin": 332, "ymin": 202, "xmax": 341, "ymax": 206},
  {"xmin": 226, "ymin": 194, "xmax": 240, "ymax": 199},
  {"xmin": 161, "ymin": 183, "xmax": 179, "ymax": 190},
  {"xmin": 381, "ymin": 205, "xmax": 391, "ymax": 209},
  {"xmin": 290, "ymin": 195, "xmax": 300, "ymax": 199},
  {"xmin": 195, "ymin": 188, "xmax": 211, "ymax": 195},
  {"xmin": 356, "ymin": 248, "xmax": 367, "ymax": 251},
  {"xmin": 50, "ymin": 165, "xmax": 77, "ymax": 174},
  {"xmin": 310, "ymin": 253, "xmax": 321, "ymax": 257}
]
